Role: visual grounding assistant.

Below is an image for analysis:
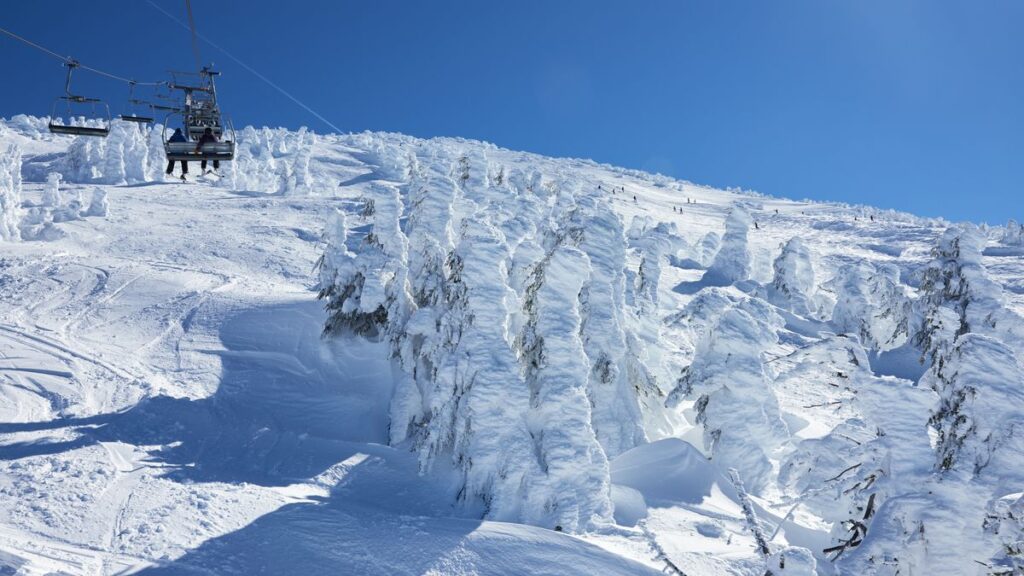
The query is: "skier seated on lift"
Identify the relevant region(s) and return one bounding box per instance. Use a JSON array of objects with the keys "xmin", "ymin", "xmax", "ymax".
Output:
[
  {"xmin": 165, "ymin": 128, "xmax": 189, "ymax": 181},
  {"xmin": 196, "ymin": 127, "xmax": 220, "ymax": 174}
]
